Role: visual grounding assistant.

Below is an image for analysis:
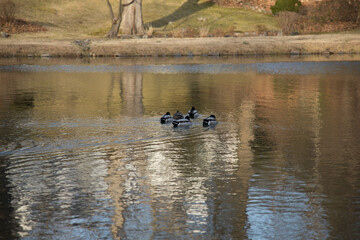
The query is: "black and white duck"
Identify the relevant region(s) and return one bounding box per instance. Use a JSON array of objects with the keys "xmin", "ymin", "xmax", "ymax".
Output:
[
  {"xmin": 160, "ymin": 112, "xmax": 173, "ymax": 124},
  {"xmin": 203, "ymin": 115, "xmax": 217, "ymax": 127},
  {"xmin": 188, "ymin": 106, "xmax": 199, "ymax": 119},
  {"xmin": 172, "ymin": 115, "xmax": 191, "ymax": 127}
]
